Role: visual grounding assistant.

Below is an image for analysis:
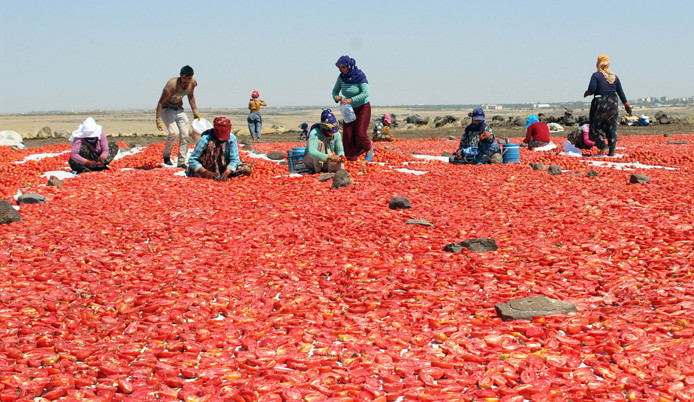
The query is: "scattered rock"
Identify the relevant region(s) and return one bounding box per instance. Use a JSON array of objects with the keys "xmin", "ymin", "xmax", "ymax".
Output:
[
  {"xmin": 433, "ymin": 115, "xmax": 458, "ymax": 128},
  {"xmin": 490, "ymin": 154, "xmax": 503, "ymax": 164},
  {"xmin": 270, "ymin": 124, "xmax": 285, "ymax": 133},
  {"xmin": 512, "ymin": 117, "xmax": 524, "ymax": 126},
  {"xmin": 404, "ymin": 123, "xmax": 416, "ymax": 130},
  {"xmin": 405, "ymin": 115, "xmax": 429, "ymax": 126},
  {"xmin": 654, "ymin": 111, "xmax": 667, "ymax": 120},
  {"xmin": 586, "ymin": 170, "xmax": 599, "ymax": 178},
  {"xmin": 317, "ymin": 173, "xmax": 335, "ymax": 182},
  {"xmin": 441, "ymin": 151, "xmax": 451, "ymax": 157},
  {"xmin": 0, "ymin": 200, "xmax": 21, "ymax": 225},
  {"xmin": 495, "ymin": 295, "xmax": 577, "ymax": 321},
  {"xmin": 630, "ymin": 174, "xmax": 650, "ymax": 184},
  {"xmin": 667, "ymin": 140, "xmax": 688, "ymax": 145},
  {"xmin": 266, "ymin": 151, "xmax": 286, "ymax": 161},
  {"xmin": 405, "ymin": 219, "xmax": 433, "ymax": 227},
  {"xmin": 663, "ymin": 133, "xmax": 673, "ymax": 138},
  {"xmin": 529, "ymin": 163, "xmax": 546, "ymax": 171},
  {"xmin": 547, "ymin": 165, "xmax": 562, "ymax": 175},
  {"xmin": 330, "ymin": 169, "xmax": 351, "ymax": 189},
  {"xmin": 54, "ymin": 130, "xmax": 70, "ymax": 138},
  {"xmin": 448, "ymin": 136, "xmax": 456, "ymax": 141},
  {"xmin": 17, "ymin": 193, "xmax": 46, "ymax": 205},
  {"xmin": 658, "ymin": 117, "xmax": 671, "ymax": 125},
  {"xmin": 47, "ymin": 178, "xmax": 64, "ymax": 187},
  {"xmin": 388, "ymin": 196, "xmax": 412, "ymax": 210},
  {"xmin": 36, "ymin": 126, "xmax": 54, "ymax": 139},
  {"xmin": 444, "ymin": 238, "xmax": 498, "ymax": 253}
]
